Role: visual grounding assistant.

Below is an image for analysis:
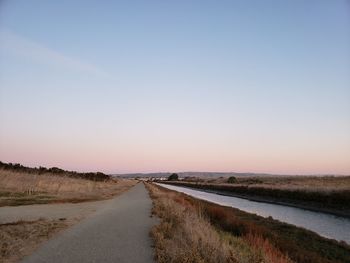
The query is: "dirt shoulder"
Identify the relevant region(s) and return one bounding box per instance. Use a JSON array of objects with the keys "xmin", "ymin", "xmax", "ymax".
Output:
[
  {"xmin": 1, "ymin": 219, "xmax": 68, "ymax": 263},
  {"xmin": 0, "ymin": 200, "xmax": 104, "ymax": 263},
  {"xmin": 0, "ymin": 199, "xmax": 108, "ymax": 224}
]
